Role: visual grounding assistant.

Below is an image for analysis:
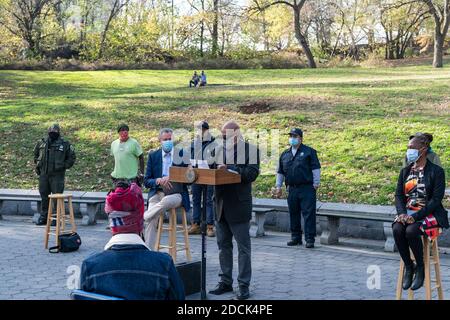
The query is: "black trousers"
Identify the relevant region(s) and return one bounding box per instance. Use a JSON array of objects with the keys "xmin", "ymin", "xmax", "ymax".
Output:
[
  {"xmin": 216, "ymin": 218, "xmax": 251, "ymax": 288},
  {"xmin": 39, "ymin": 173, "xmax": 65, "ymax": 218},
  {"xmin": 111, "ymin": 176, "xmax": 141, "ymax": 187},
  {"xmin": 392, "ymin": 222, "xmax": 424, "ymax": 266},
  {"xmin": 287, "ymin": 185, "xmax": 317, "ymax": 243}
]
